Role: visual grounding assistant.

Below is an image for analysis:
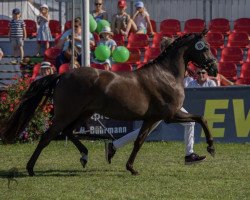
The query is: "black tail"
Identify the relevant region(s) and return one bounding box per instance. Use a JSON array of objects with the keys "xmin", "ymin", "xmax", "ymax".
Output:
[{"xmin": 1, "ymin": 74, "xmax": 60, "ymax": 143}]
